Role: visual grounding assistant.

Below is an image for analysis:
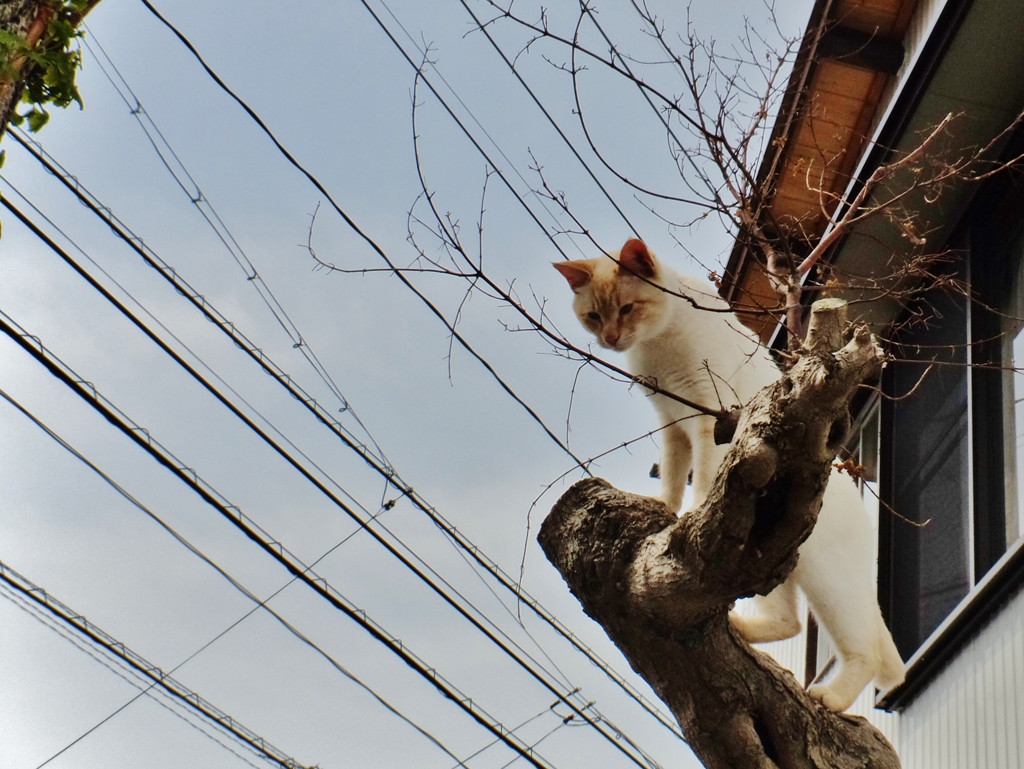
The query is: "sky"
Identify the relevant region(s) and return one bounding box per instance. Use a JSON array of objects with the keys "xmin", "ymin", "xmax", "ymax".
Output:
[{"xmin": 0, "ymin": 1, "xmax": 813, "ymax": 767}]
